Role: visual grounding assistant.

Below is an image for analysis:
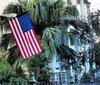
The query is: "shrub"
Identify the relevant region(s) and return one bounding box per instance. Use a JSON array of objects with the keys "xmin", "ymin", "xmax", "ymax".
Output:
[
  {"xmin": 0, "ymin": 60, "xmax": 16, "ymax": 82},
  {"xmin": 0, "ymin": 60, "xmax": 29, "ymax": 84}
]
